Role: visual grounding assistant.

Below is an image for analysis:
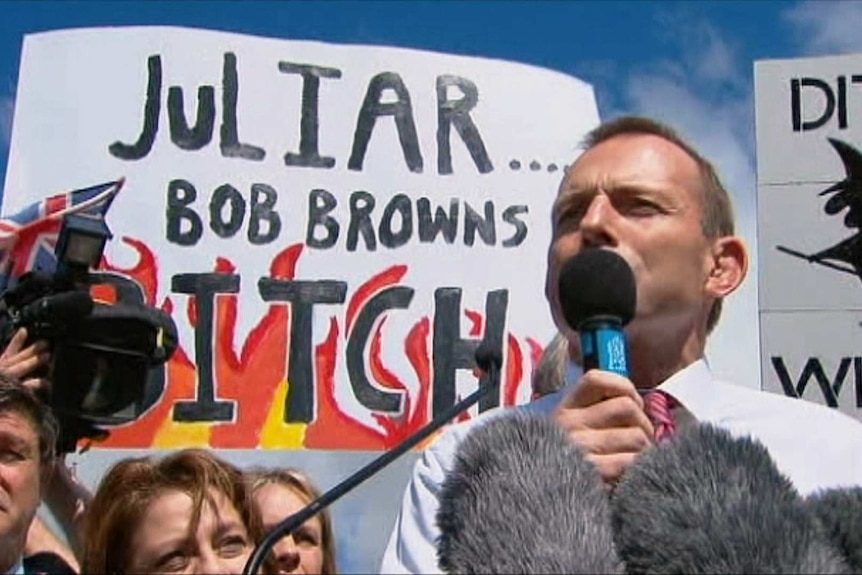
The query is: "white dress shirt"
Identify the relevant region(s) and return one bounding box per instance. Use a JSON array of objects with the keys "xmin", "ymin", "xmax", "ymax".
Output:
[{"xmin": 379, "ymin": 359, "xmax": 862, "ymax": 574}]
